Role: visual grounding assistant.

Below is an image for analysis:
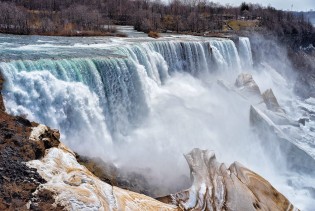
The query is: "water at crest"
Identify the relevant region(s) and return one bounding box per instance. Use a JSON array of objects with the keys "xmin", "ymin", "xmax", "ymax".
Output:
[{"xmin": 0, "ymin": 38, "xmax": 244, "ymax": 144}]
